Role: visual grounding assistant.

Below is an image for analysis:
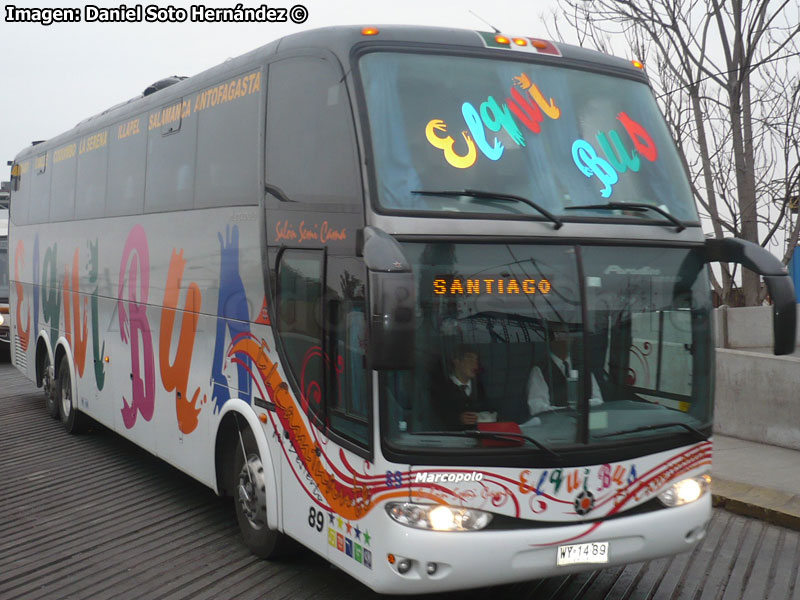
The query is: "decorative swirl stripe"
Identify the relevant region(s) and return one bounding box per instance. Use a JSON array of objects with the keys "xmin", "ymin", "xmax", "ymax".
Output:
[
  {"xmin": 533, "ymin": 441, "xmax": 712, "ymax": 546},
  {"xmin": 231, "ymin": 352, "xmax": 340, "ymax": 513},
  {"xmin": 232, "ymin": 334, "xmax": 559, "ymax": 519},
  {"xmin": 229, "ymin": 334, "xmax": 444, "ymax": 520}
]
